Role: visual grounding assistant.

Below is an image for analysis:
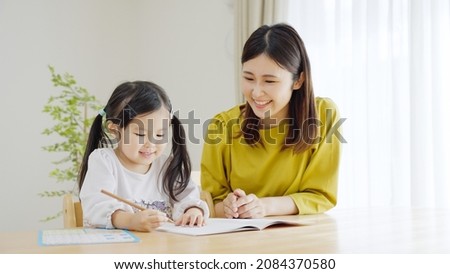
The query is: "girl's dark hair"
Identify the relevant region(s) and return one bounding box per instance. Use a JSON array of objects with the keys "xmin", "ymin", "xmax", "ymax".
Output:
[
  {"xmin": 78, "ymin": 81, "xmax": 191, "ymax": 201},
  {"xmin": 240, "ymin": 23, "xmax": 317, "ymax": 153}
]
